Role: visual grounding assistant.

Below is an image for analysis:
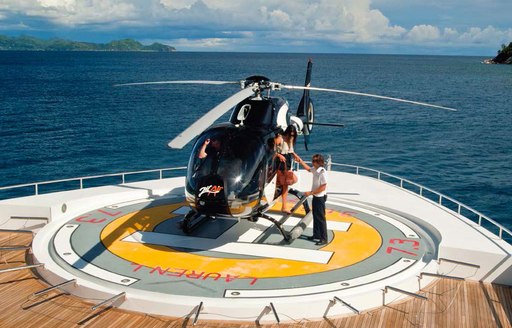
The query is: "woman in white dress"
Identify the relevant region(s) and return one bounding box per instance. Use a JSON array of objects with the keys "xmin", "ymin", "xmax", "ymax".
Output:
[{"xmin": 277, "ymin": 125, "xmax": 298, "ymax": 213}]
